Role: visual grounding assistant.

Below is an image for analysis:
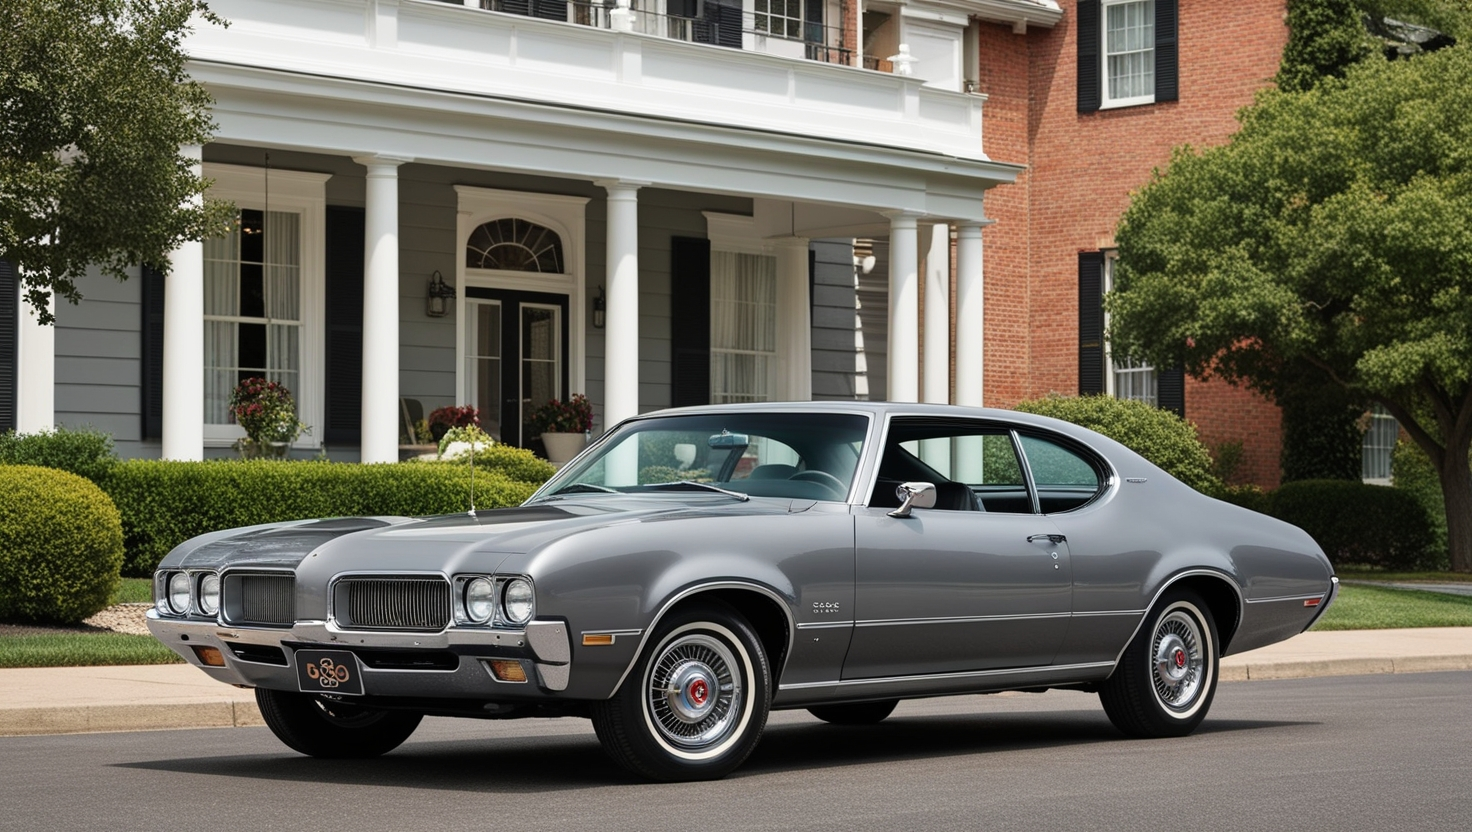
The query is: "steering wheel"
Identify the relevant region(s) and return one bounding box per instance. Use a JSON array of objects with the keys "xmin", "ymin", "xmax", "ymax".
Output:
[{"xmin": 787, "ymin": 470, "xmax": 848, "ymax": 499}]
